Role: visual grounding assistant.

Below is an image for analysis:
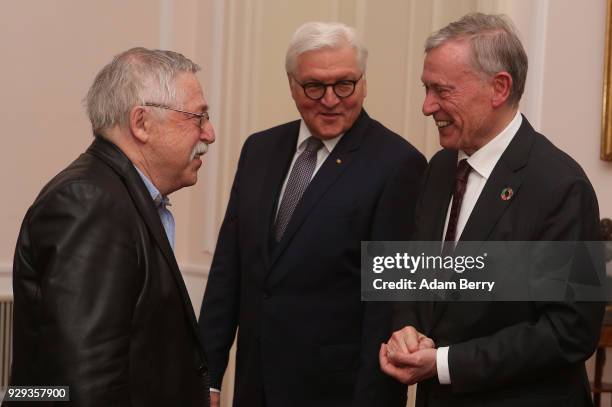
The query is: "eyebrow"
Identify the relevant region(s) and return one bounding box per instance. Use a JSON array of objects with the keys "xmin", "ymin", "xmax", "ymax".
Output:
[
  {"xmin": 300, "ymin": 74, "xmax": 360, "ymax": 83},
  {"xmin": 422, "ymin": 80, "xmax": 453, "ymax": 90}
]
